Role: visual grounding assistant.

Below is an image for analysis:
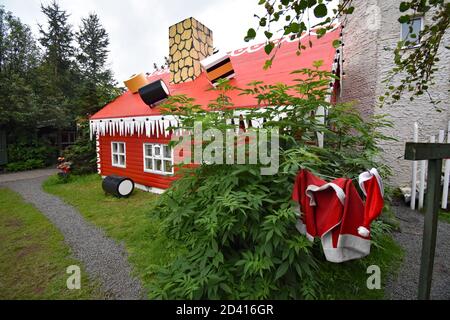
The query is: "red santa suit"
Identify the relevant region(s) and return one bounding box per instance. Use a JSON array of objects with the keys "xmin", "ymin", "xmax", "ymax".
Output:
[{"xmin": 292, "ymin": 168, "xmax": 384, "ymax": 263}]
